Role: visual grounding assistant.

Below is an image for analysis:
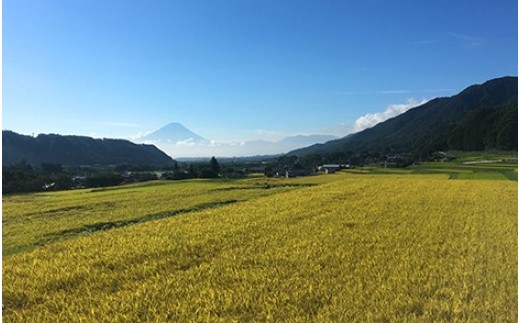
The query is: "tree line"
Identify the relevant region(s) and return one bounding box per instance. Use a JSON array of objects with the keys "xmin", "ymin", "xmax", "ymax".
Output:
[{"xmin": 3, "ymin": 157, "xmax": 223, "ymax": 195}]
